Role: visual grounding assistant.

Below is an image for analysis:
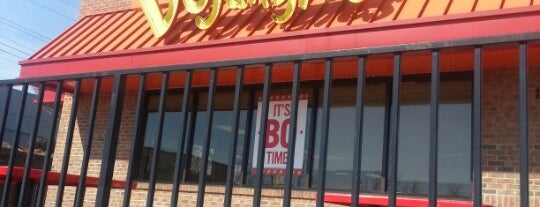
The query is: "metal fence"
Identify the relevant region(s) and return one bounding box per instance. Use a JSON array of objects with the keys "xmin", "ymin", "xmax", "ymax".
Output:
[{"xmin": 0, "ymin": 32, "xmax": 538, "ymax": 207}]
